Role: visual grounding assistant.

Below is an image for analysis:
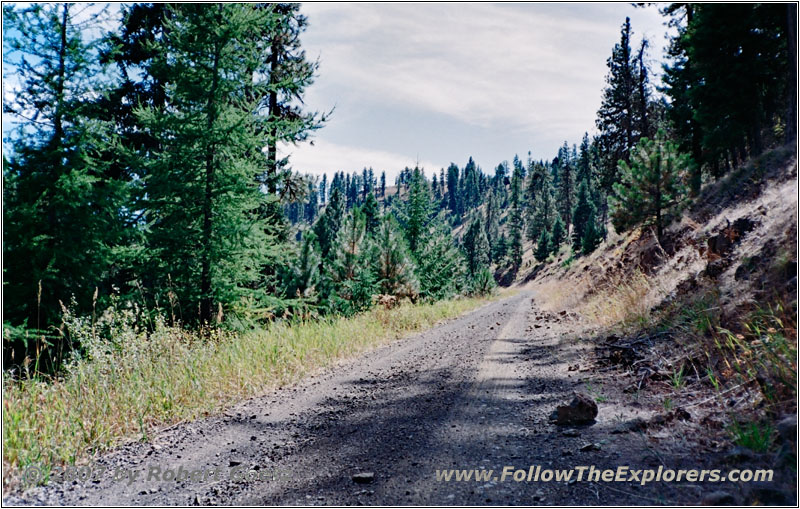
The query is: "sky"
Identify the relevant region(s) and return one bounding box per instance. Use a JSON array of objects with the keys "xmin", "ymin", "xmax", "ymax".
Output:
[{"xmin": 282, "ymin": 3, "xmax": 675, "ymax": 182}]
